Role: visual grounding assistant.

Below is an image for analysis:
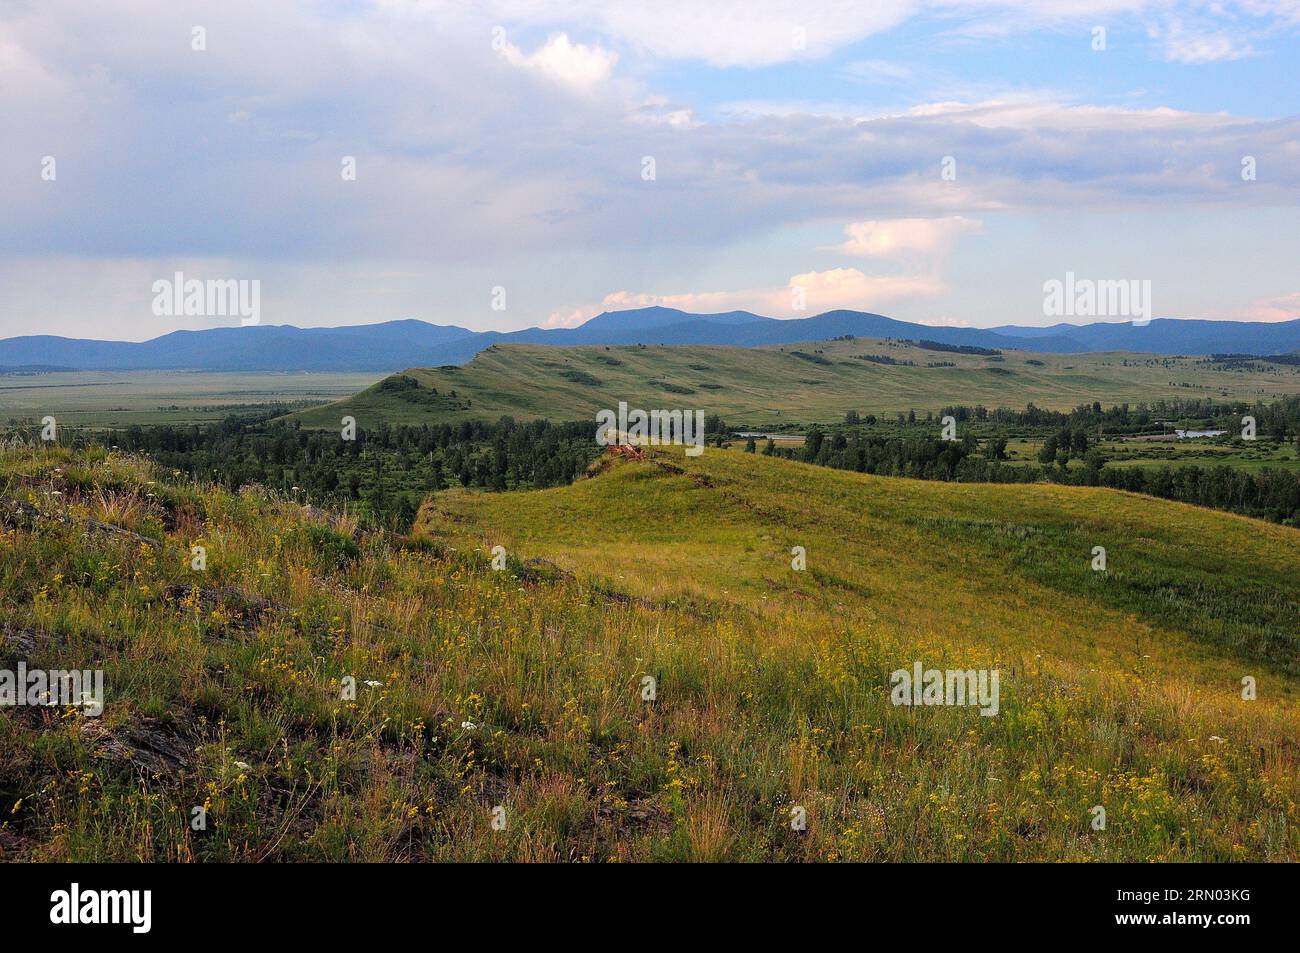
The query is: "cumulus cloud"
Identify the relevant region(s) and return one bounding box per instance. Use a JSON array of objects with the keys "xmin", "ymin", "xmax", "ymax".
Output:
[
  {"xmin": 480, "ymin": 0, "xmax": 920, "ymax": 67},
  {"xmin": 568, "ymin": 232, "xmax": 966, "ymax": 320},
  {"xmin": 474, "ymin": 0, "xmax": 1297, "ymax": 68},
  {"xmin": 562, "ymin": 211, "xmax": 982, "ymax": 322},
  {"xmin": 498, "ymin": 32, "xmax": 617, "ymax": 89},
  {"xmin": 1226, "ymin": 291, "xmax": 1300, "ymax": 323},
  {"xmin": 3, "ymin": 3, "xmax": 1297, "ymax": 266},
  {"xmin": 589, "ymin": 268, "xmax": 944, "ymax": 318},
  {"xmin": 828, "ymin": 217, "xmax": 982, "ymax": 259},
  {"xmin": 2, "ymin": 1, "xmax": 1298, "ymax": 337}
]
